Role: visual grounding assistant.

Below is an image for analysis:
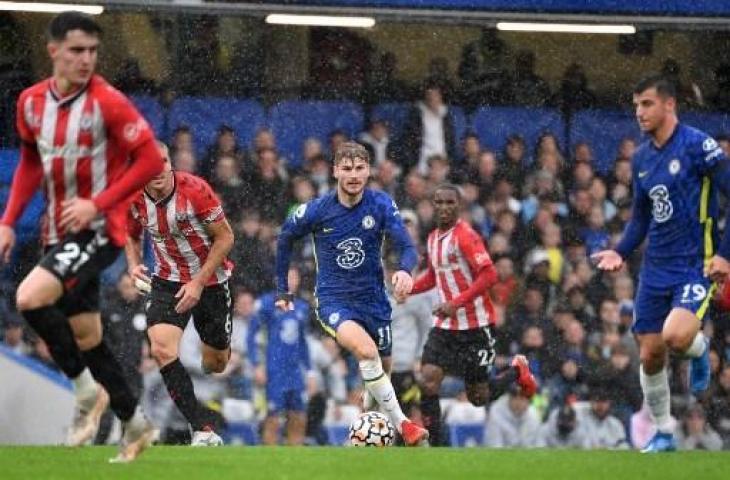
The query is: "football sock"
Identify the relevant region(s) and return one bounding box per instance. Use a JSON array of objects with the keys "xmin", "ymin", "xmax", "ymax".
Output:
[
  {"xmin": 71, "ymin": 368, "xmax": 98, "ymax": 410},
  {"xmin": 639, "ymin": 365, "xmax": 673, "ymax": 433},
  {"xmin": 488, "ymin": 365, "xmax": 520, "ymax": 402},
  {"xmin": 160, "ymin": 358, "xmax": 211, "ymax": 431},
  {"xmin": 420, "ymin": 393, "xmax": 442, "ymax": 446},
  {"xmin": 360, "ymin": 358, "xmax": 407, "ymax": 430},
  {"xmin": 81, "ymin": 341, "xmax": 138, "ymax": 422},
  {"xmin": 22, "ymin": 306, "xmax": 86, "ymax": 379},
  {"xmin": 684, "ymin": 332, "xmax": 707, "ymax": 358}
]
